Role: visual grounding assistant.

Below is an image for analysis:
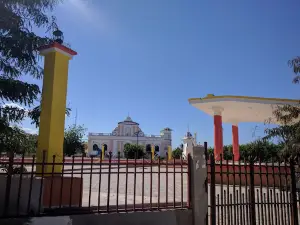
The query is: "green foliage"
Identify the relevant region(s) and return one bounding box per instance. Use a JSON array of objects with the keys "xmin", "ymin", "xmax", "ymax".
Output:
[
  {"xmin": 0, "ymin": 0, "xmax": 65, "ymax": 152},
  {"xmin": 64, "ymin": 124, "xmax": 86, "ymax": 156},
  {"xmin": 208, "ymin": 140, "xmax": 282, "ymax": 162},
  {"xmin": 288, "ymin": 57, "xmax": 300, "ymax": 84},
  {"xmin": 28, "ymin": 104, "xmax": 71, "ymax": 127},
  {"xmin": 123, "ymin": 143, "xmax": 145, "ymax": 159},
  {"xmin": 172, "ymin": 147, "xmax": 183, "ymax": 159},
  {"xmin": 0, "ymin": 126, "xmax": 37, "ymax": 154}
]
